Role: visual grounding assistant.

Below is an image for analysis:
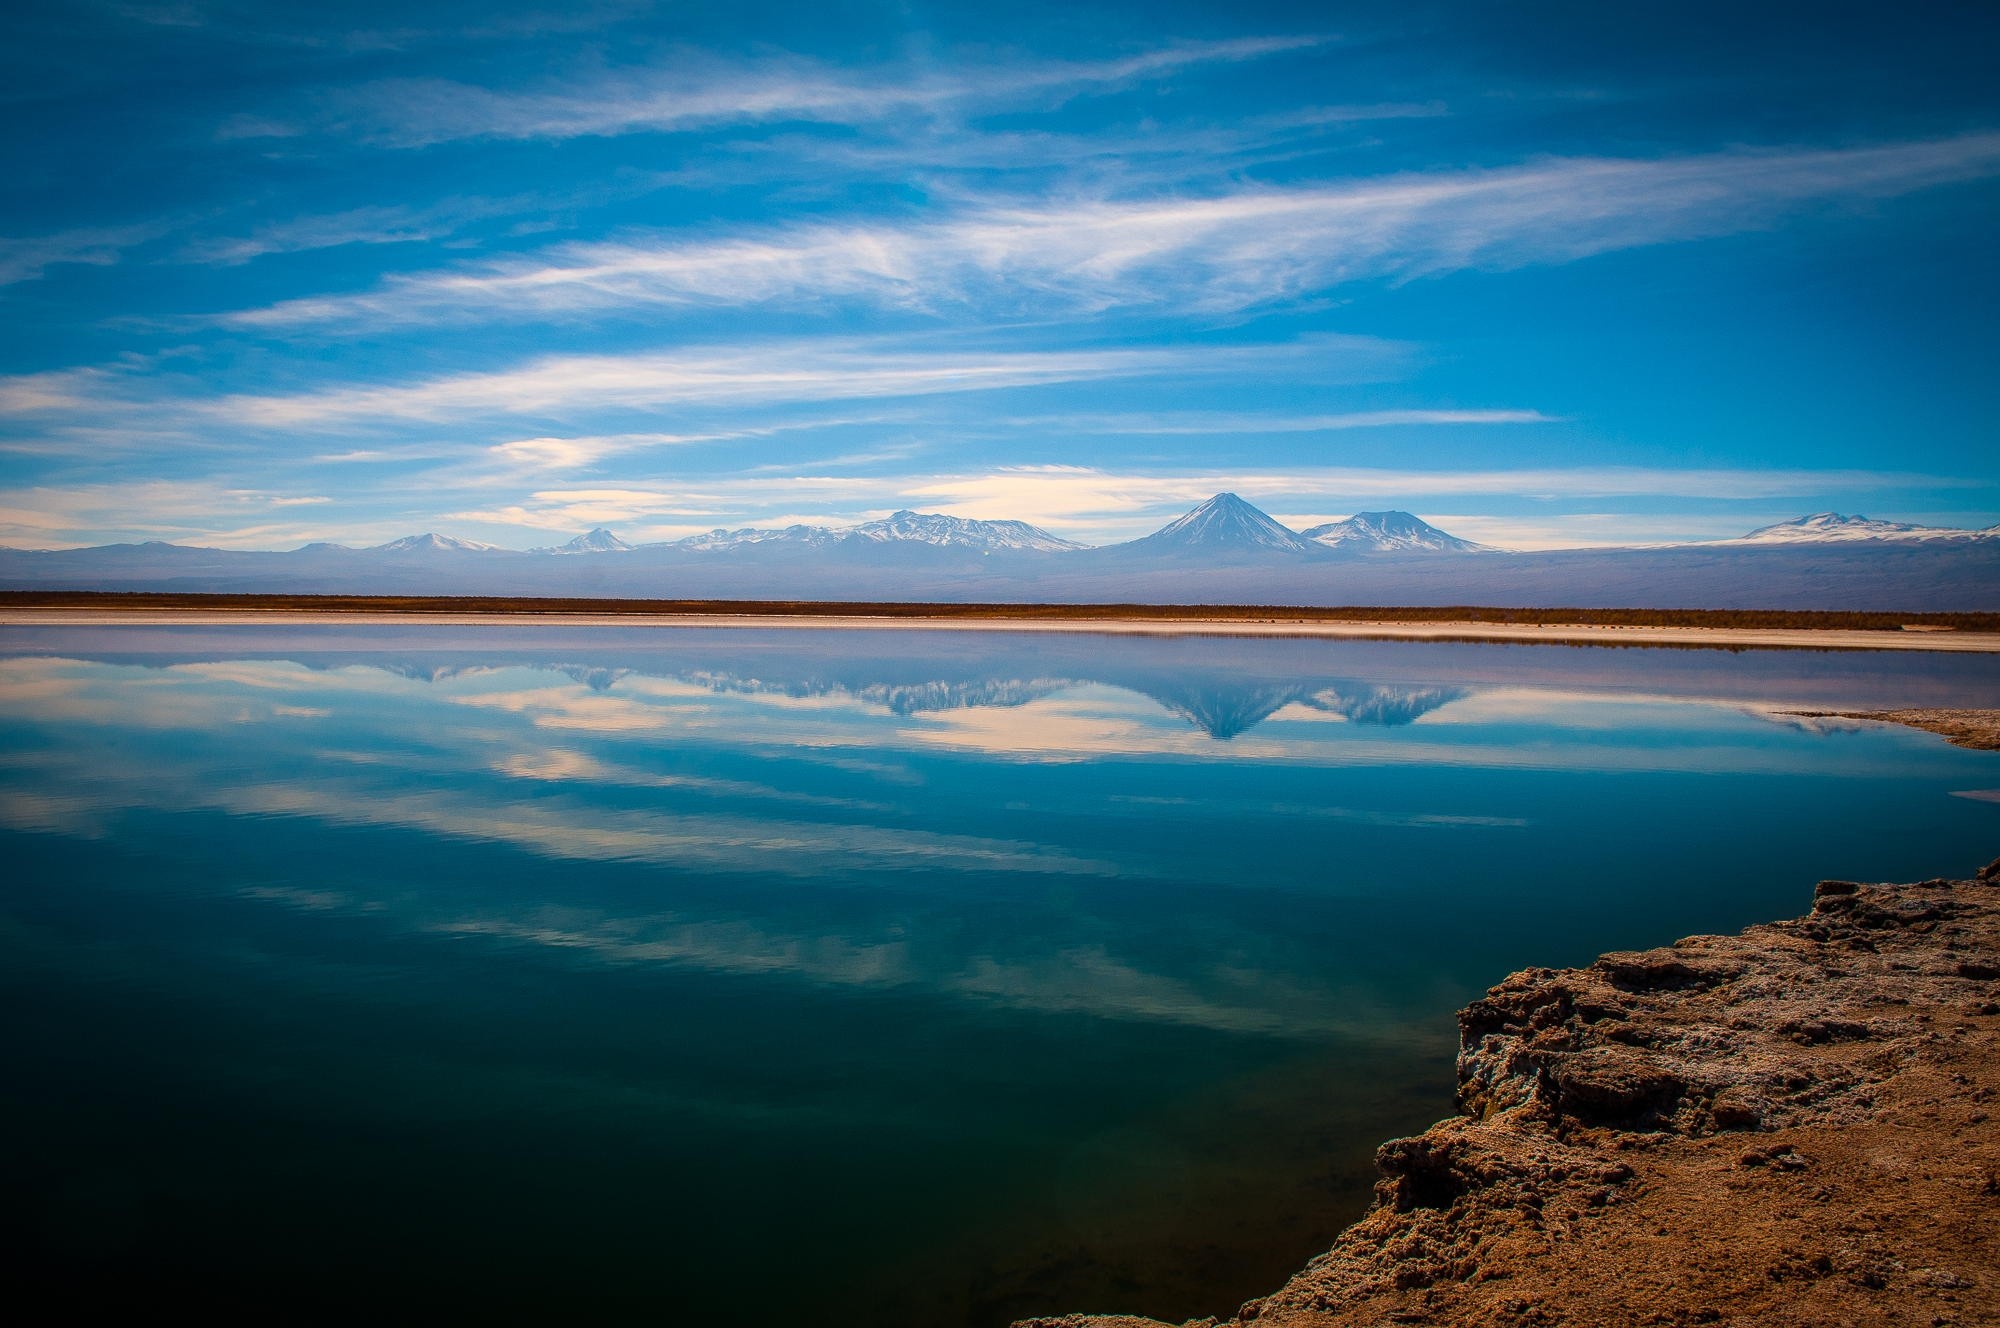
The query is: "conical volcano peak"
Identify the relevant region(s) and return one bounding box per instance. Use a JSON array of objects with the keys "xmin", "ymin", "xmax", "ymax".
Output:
[
  {"xmin": 563, "ymin": 528, "xmax": 634, "ymax": 553},
  {"xmin": 1125, "ymin": 493, "xmax": 1316, "ymax": 556}
]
